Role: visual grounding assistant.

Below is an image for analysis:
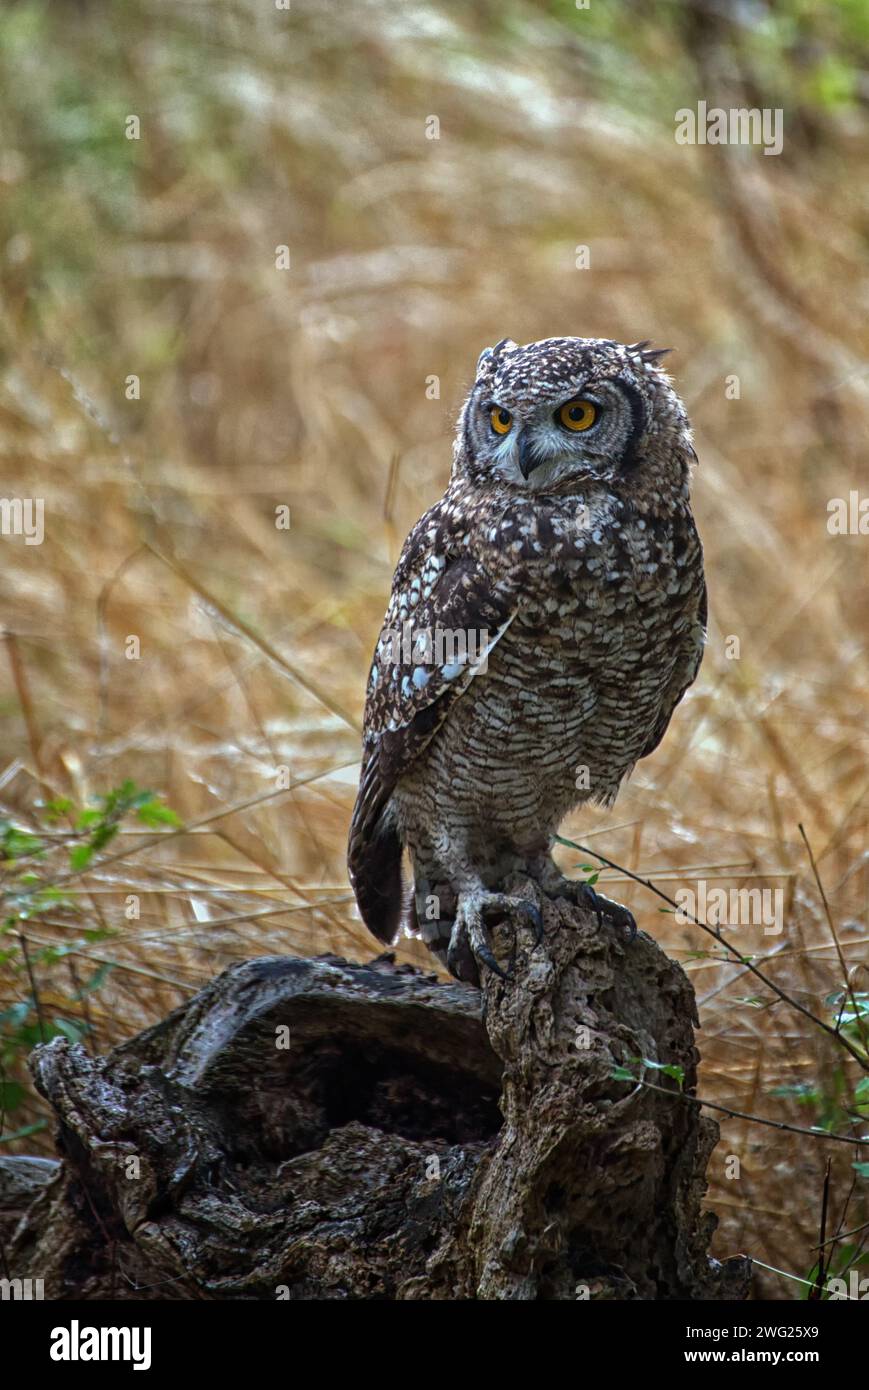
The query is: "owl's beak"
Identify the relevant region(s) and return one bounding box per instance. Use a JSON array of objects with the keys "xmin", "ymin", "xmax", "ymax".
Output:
[{"xmin": 517, "ymin": 432, "xmax": 543, "ymax": 480}]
